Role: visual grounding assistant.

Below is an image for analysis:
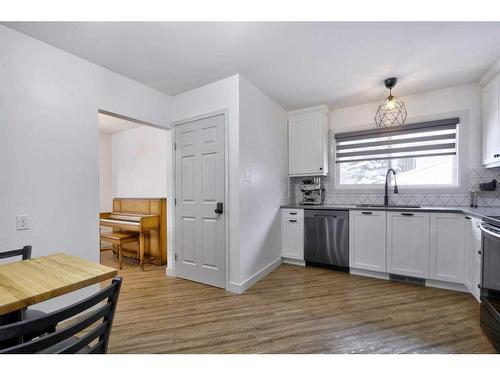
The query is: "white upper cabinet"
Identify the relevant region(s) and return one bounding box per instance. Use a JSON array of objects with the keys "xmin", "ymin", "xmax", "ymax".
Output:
[
  {"xmin": 387, "ymin": 211, "xmax": 430, "ymax": 278},
  {"xmin": 429, "ymin": 213, "xmax": 465, "ymax": 283},
  {"xmin": 349, "ymin": 210, "xmax": 387, "ymax": 272},
  {"xmin": 482, "ymin": 74, "xmax": 500, "ymax": 167},
  {"xmin": 288, "ymin": 106, "xmax": 329, "ymax": 176}
]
